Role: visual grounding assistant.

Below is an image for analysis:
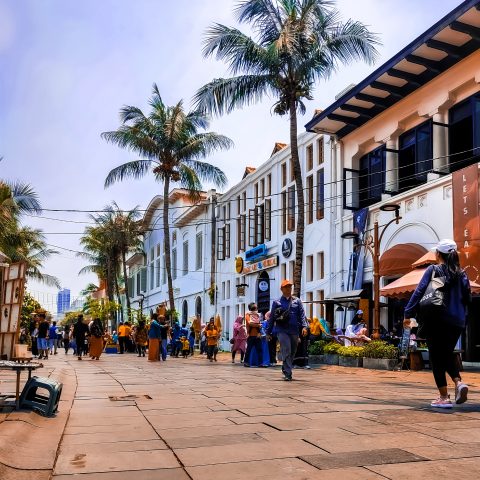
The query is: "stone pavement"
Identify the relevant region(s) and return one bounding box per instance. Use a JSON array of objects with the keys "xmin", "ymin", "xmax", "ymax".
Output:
[{"xmin": 2, "ymin": 352, "xmax": 480, "ymax": 479}]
